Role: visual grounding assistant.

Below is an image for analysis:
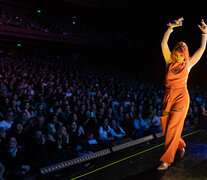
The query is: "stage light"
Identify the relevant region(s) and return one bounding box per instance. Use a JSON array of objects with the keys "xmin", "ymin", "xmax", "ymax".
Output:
[
  {"xmin": 155, "ymin": 132, "xmax": 164, "ymax": 138},
  {"xmin": 40, "ymin": 148, "xmax": 111, "ymax": 175},
  {"xmin": 37, "ymin": 9, "xmax": 41, "ymax": 13},
  {"xmin": 112, "ymin": 135, "xmax": 154, "ymax": 152},
  {"xmin": 17, "ymin": 43, "xmax": 21, "ymax": 47}
]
